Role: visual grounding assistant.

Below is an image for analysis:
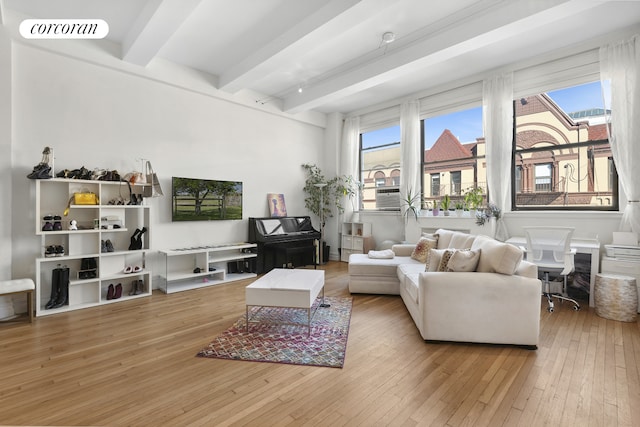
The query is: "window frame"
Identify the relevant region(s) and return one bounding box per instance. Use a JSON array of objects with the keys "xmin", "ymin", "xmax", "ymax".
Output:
[{"xmin": 511, "ymin": 98, "xmax": 619, "ymax": 212}]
